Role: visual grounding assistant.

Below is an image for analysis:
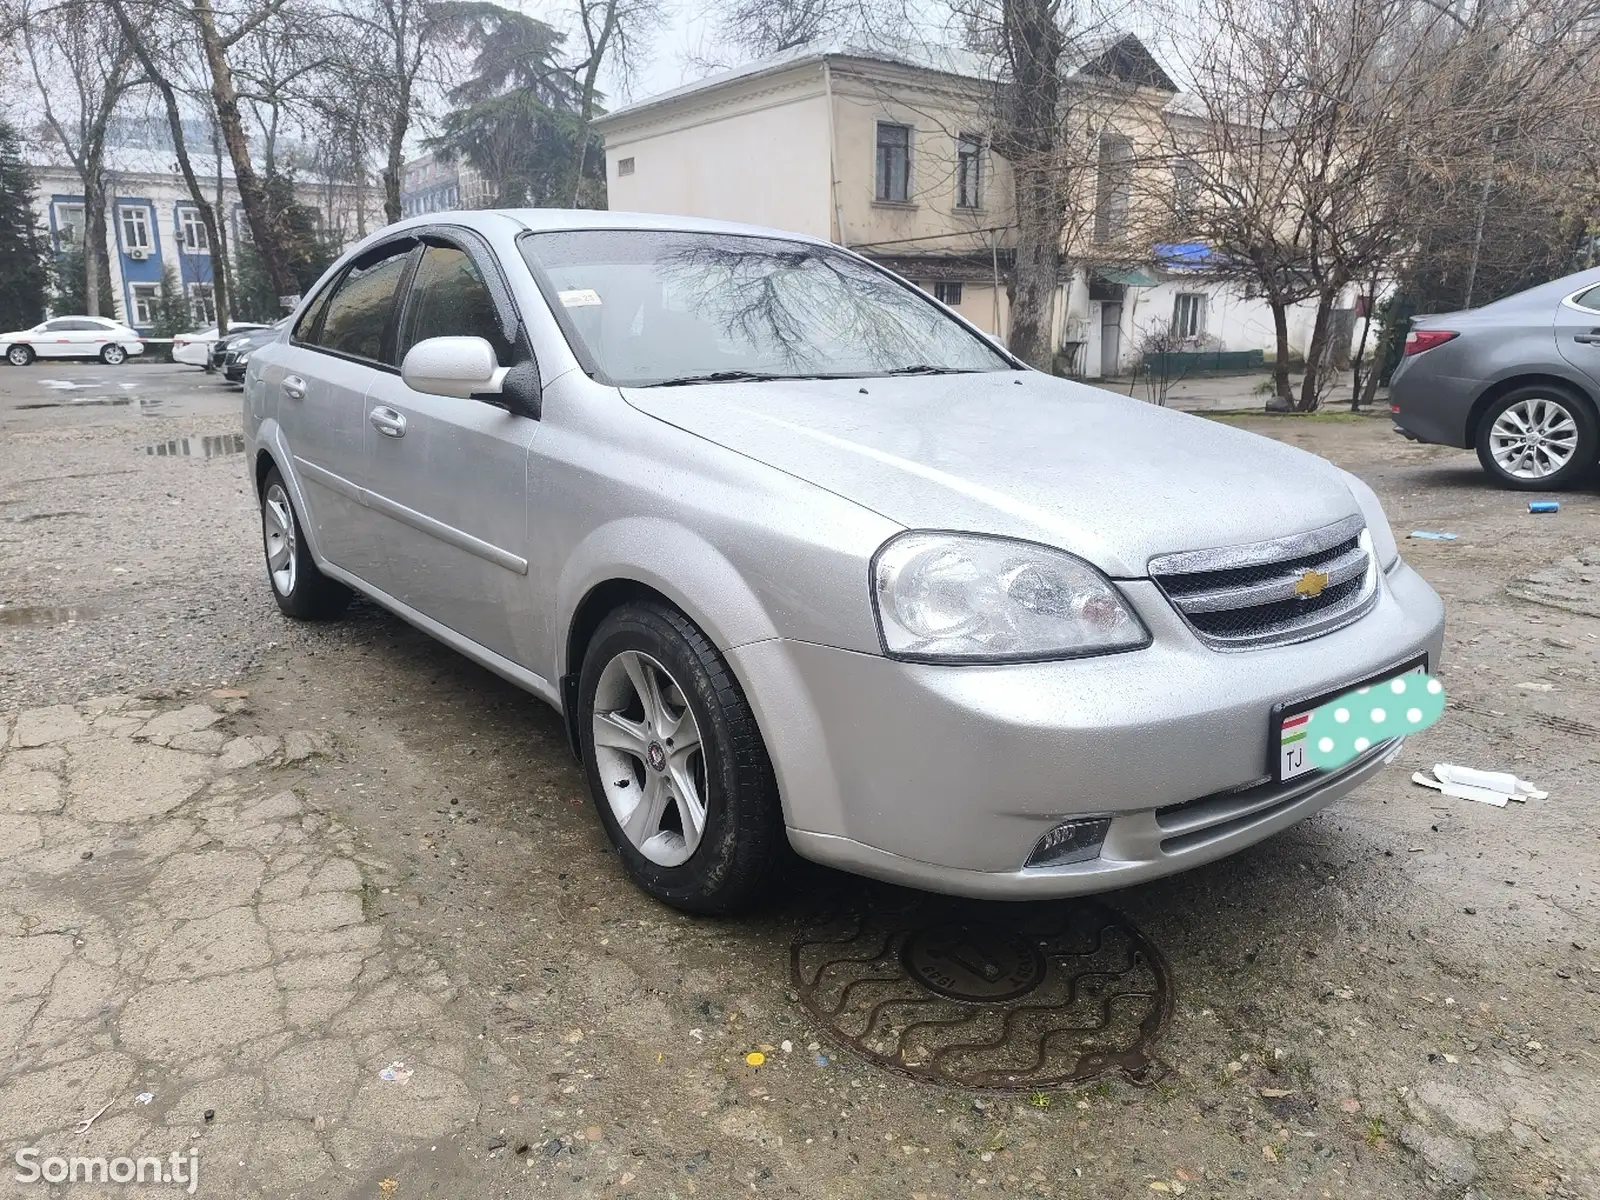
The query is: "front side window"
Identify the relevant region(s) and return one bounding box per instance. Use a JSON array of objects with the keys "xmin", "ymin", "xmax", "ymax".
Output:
[
  {"xmin": 956, "ymin": 135, "xmax": 982, "ymax": 209},
  {"xmin": 1173, "ymin": 293, "xmax": 1206, "ymax": 340},
  {"xmin": 119, "ymin": 206, "xmax": 152, "ymax": 253},
  {"xmin": 399, "ymin": 244, "xmax": 510, "ymax": 361},
  {"xmin": 178, "ymin": 209, "xmax": 209, "ymax": 253},
  {"xmin": 875, "ymin": 124, "xmax": 911, "ymax": 203},
  {"xmin": 520, "ymin": 229, "xmax": 1012, "ymax": 387},
  {"xmin": 314, "ymin": 244, "xmax": 415, "ymax": 363}
]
